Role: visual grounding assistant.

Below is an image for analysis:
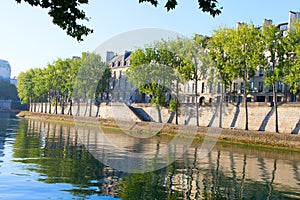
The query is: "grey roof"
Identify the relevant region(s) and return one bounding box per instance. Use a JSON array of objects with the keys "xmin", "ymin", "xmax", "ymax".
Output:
[{"xmin": 0, "ymin": 59, "xmax": 10, "ymax": 69}]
